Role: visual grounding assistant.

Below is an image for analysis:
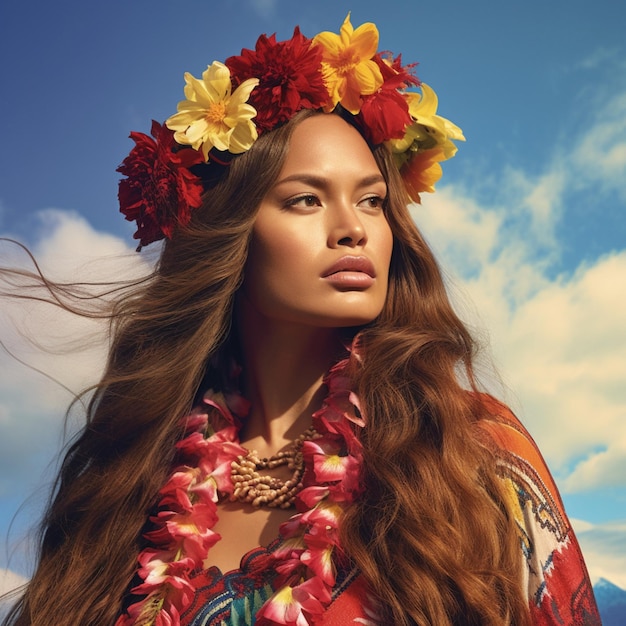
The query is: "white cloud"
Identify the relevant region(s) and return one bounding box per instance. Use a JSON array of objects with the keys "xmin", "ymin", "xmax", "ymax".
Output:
[
  {"xmin": 563, "ymin": 435, "xmax": 626, "ymax": 492},
  {"xmin": 410, "ymin": 189, "xmax": 501, "ymax": 277},
  {"xmin": 573, "ymin": 520, "xmax": 626, "ymax": 589},
  {"xmin": 417, "ymin": 183, "xmax": 626, "ymax": 490},
  {"xmin": 496, "ymin": 252, "xmax": 626, "ymax": 476},
  {"xmin": 0, "ymin": 211, "xmax": 152, "ymax": 503},
  {"xmin": 518, "ymin": 169, "xmax": 566, "ymax": 249},
  {"xmin": 0, "ymin": 569, "xmax": 27, "ymax": 596},
  {"xmin": 578, "ymin": 47, "xmax": 623, "ymax": 71},
  {"xmin": 409, "ymin": 76, "xmax": 626, "ymax": 584},
  {"xmin": 247, "ymin": 0, "xmax": 278, "ymax": 19},
  {"xmin": 570, "ymin": 88, "xmax": 626, "ymax": 200},
  {"xmin": 0, "ymin": 568, "xmax": 26, "ymax": 617}
]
